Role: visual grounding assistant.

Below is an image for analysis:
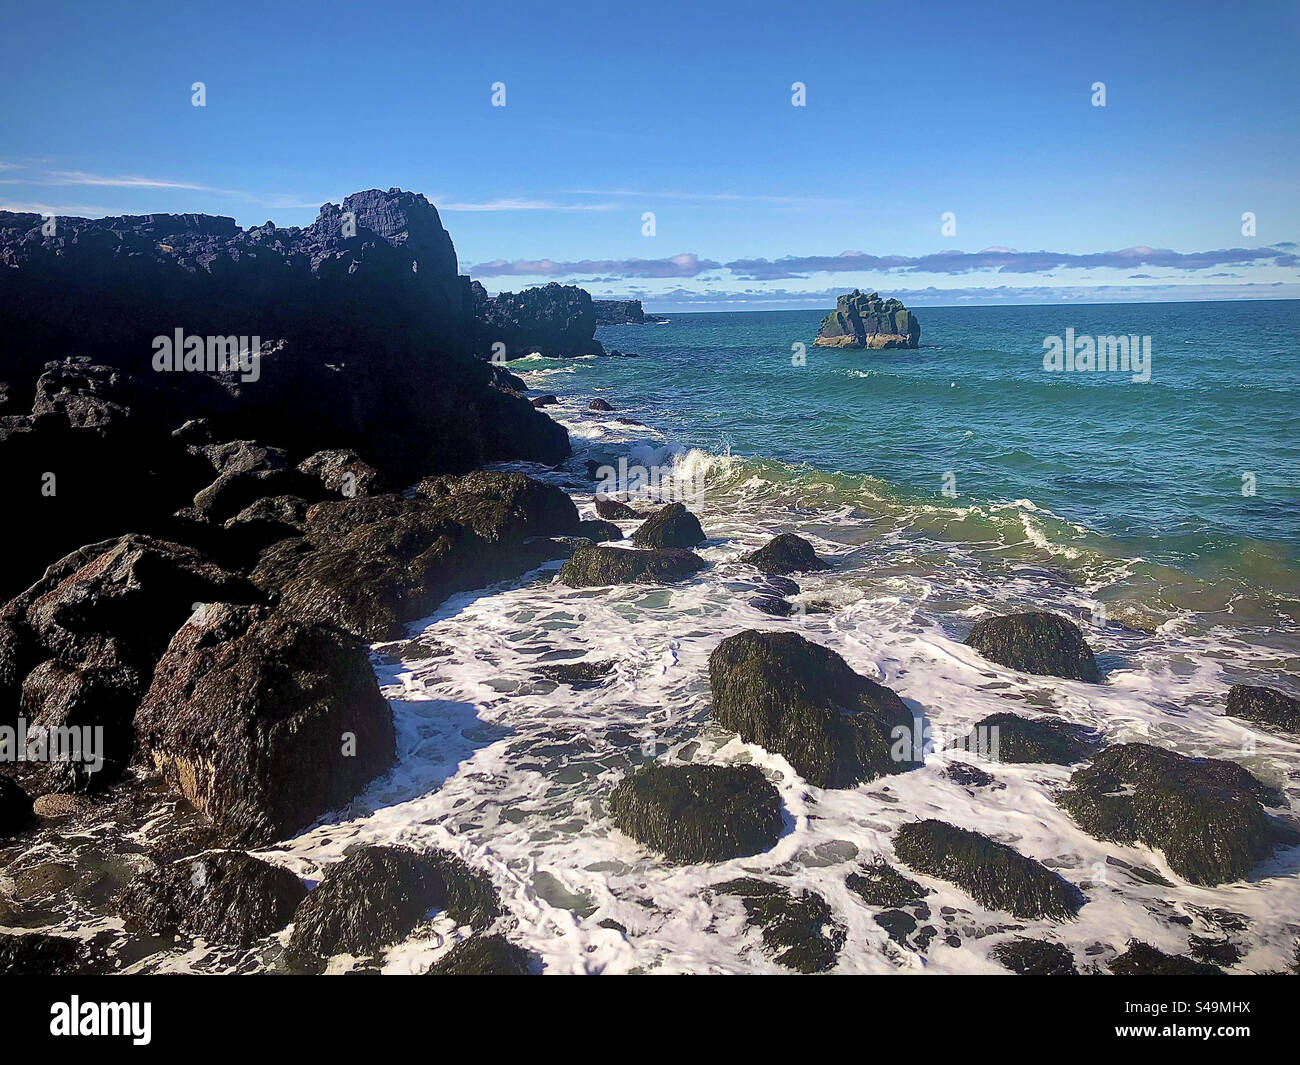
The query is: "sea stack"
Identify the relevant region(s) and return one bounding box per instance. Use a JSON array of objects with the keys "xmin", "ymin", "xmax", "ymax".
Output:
[{"xmin": 815, "ymin": 290, "xmax": 920, "ymax": 349}]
